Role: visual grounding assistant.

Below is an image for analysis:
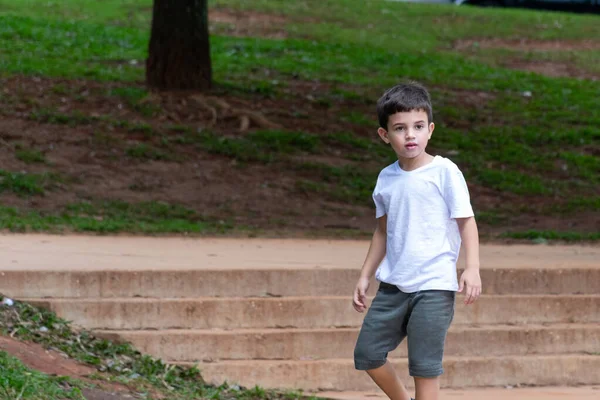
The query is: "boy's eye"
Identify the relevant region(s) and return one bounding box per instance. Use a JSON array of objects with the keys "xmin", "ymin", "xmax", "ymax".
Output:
[{"xmin": 415, "ymin": 125, "xmax": 424, "ymax": 130}]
